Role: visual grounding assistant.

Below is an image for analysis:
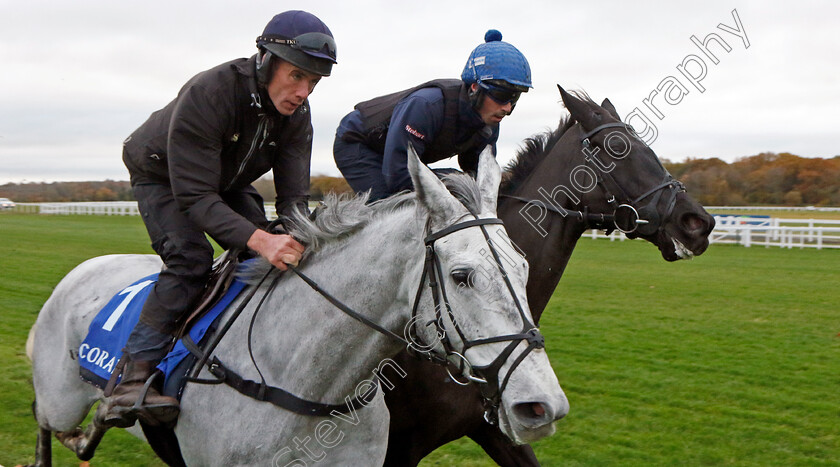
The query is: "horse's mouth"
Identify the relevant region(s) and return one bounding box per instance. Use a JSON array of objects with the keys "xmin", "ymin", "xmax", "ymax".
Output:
[{"xmin": 673, "ymin": 238, "xmax": 695, "ymax": 260}]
